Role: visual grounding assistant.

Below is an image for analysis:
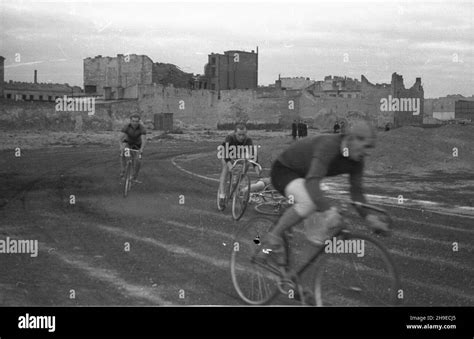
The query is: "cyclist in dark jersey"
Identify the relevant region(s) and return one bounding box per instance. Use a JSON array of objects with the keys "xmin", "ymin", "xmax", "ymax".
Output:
[
  {"xmin": 257, "ymin": 120, "xmax": 390, "ymax": 265},
  {"xmin": 217, "ymin": 124, "xmax": 261, "ymax": 210},
  {"xmin": 119, "ymin": 114, "xmax": 147, "ymax": 183}
]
